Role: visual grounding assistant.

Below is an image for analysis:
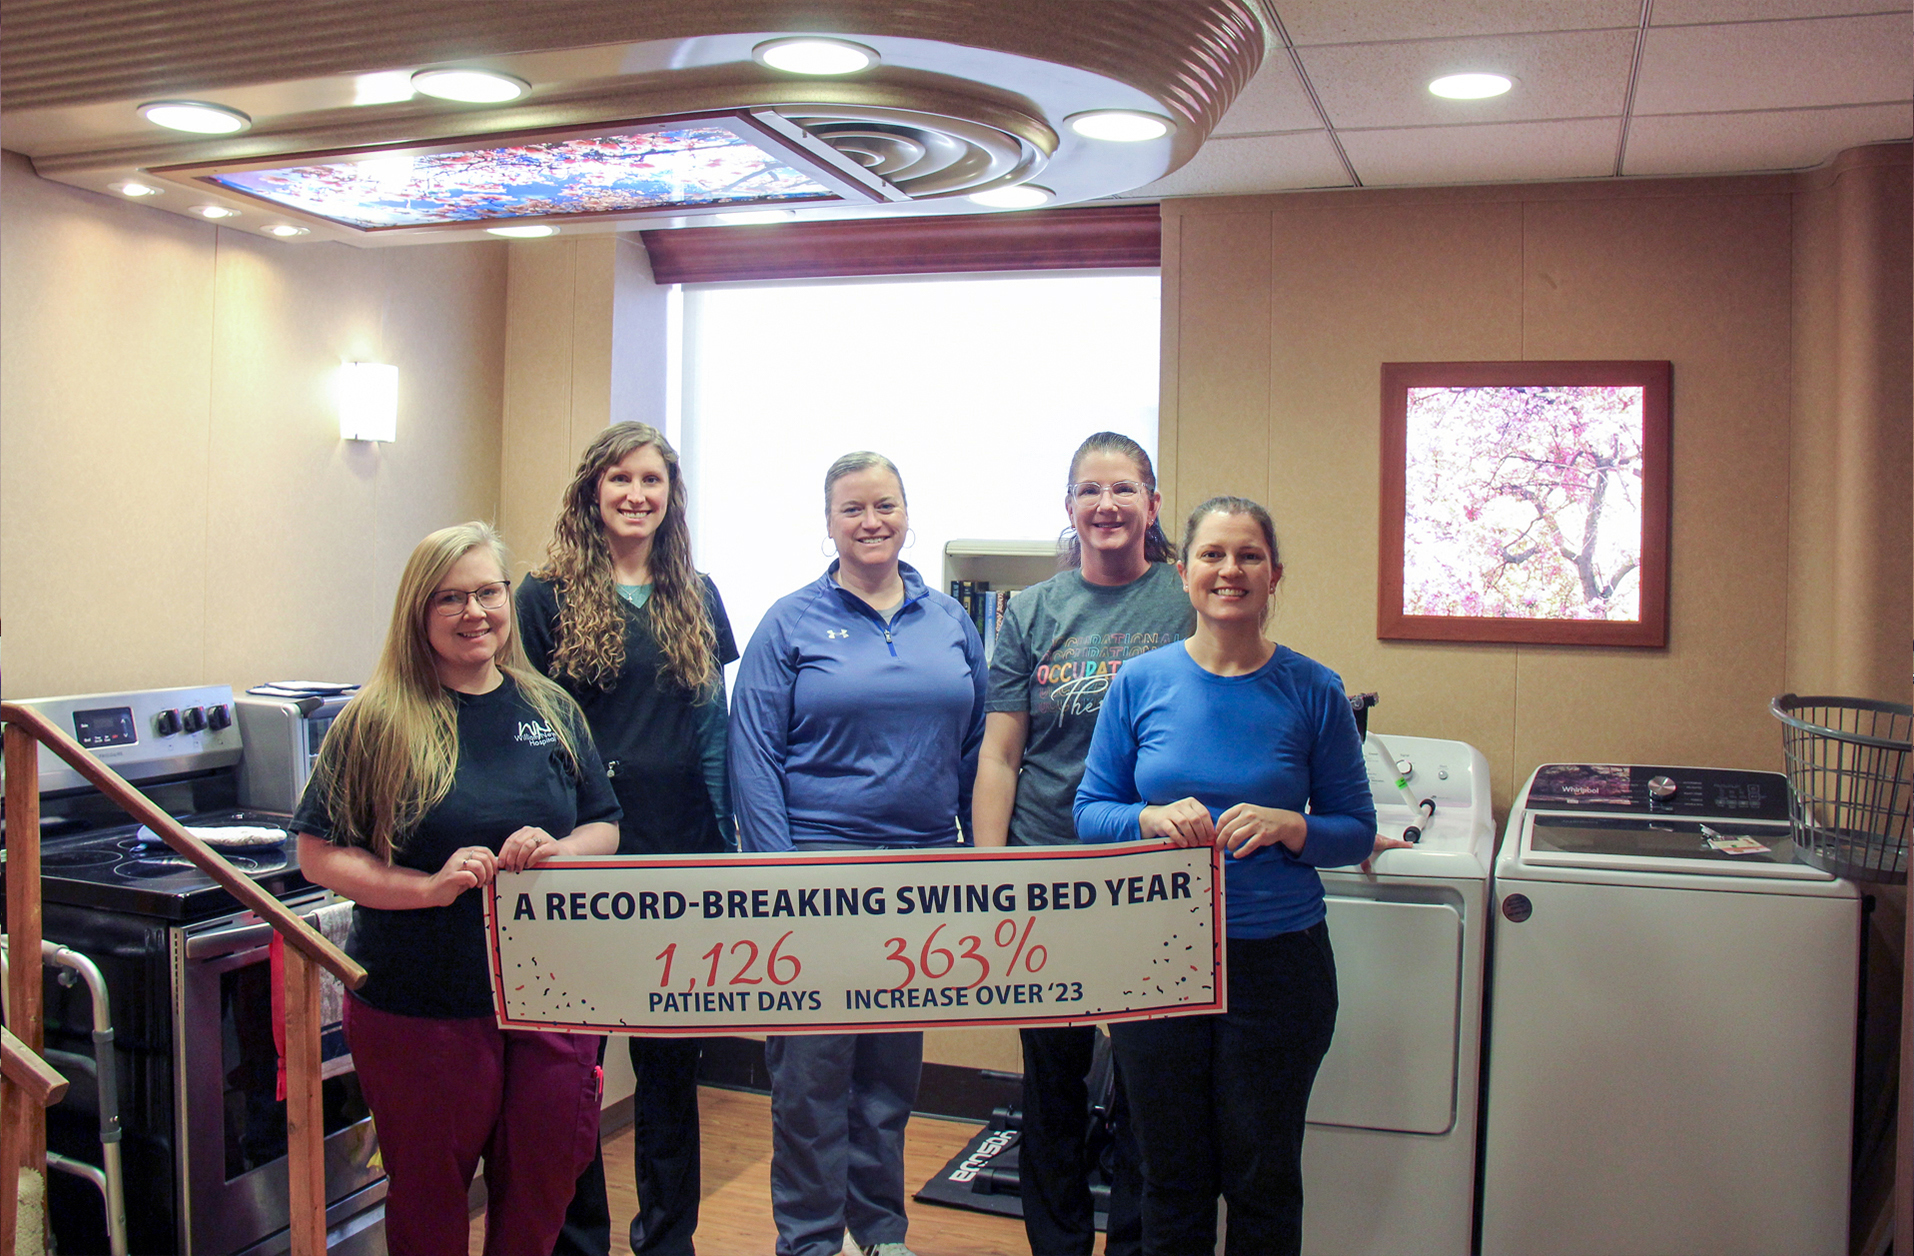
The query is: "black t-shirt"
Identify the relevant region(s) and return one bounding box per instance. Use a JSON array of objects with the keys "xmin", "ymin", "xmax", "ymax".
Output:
[
  {"xmin": 517, "ymin": 573, "xmax": 739, "ymax": 855},
  {"xmin": 292, "ymin": 678, "xmax": 620, "ymax": 1019}
]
